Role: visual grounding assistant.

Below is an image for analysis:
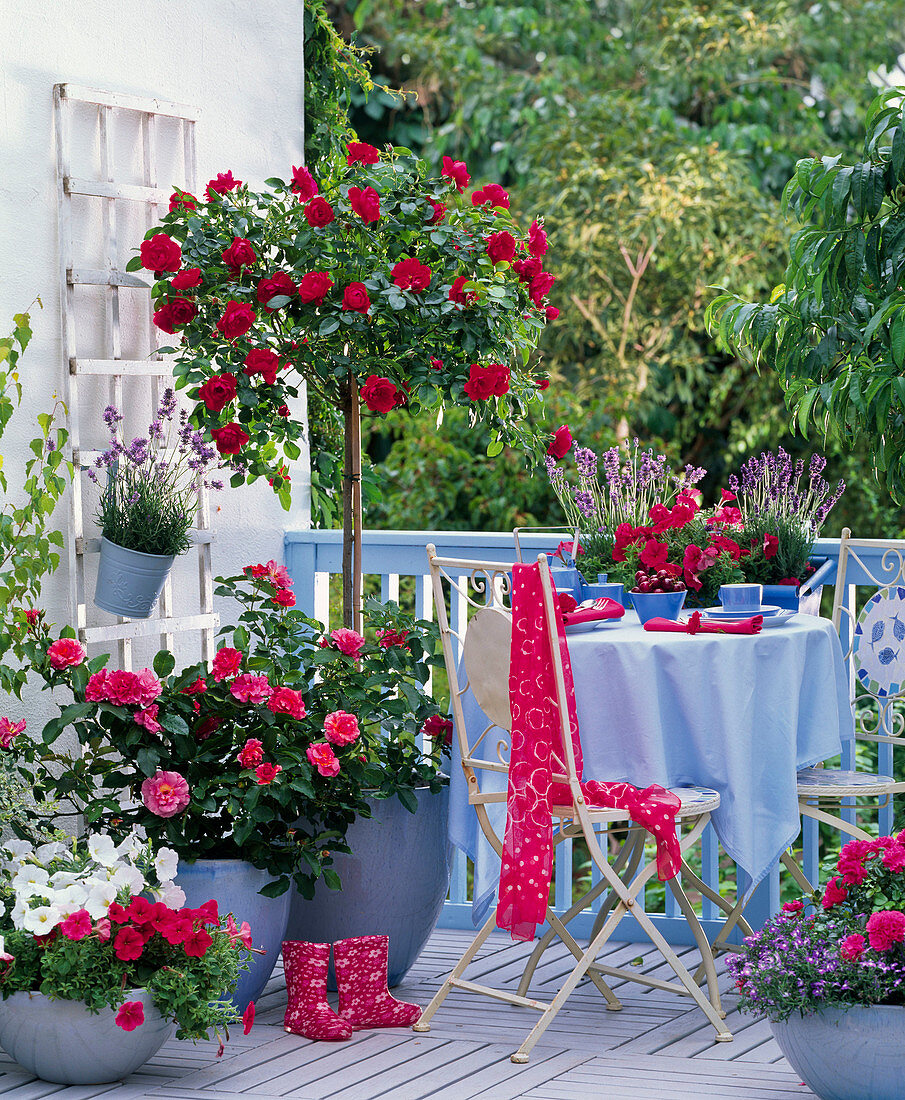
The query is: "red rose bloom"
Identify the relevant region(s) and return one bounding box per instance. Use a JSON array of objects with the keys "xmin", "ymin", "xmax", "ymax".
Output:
[
  {"xmin": 140, "ymin": 233, "xmax": 182, "ymax": 274},
  {"xmin": 304, "ymin": 196, "xmax": 335, "ymax": 227},
  {"xmin": 196, "ymin": 716, "xmax": 222, "ymax": 740},
  {"xmin": 361, "ymin": 375, "xmax": 400, "ymax": 414},
  {"xmin": 422, "ymin": 714, "xmax": 454, "ymax": 746},
  {"xmin": 512, "ymin": 255, "xmax": 543, "ymax": 282},
  {"xmin": 471, "ymin": 183, "xmax": 510, "ymax": 209},
  {"xmin": 244, "ymin": 348, "xmax": 281, "ymax": 384},
  {"xmin": 430, "ymin": 358, "xmax": 443, "ymax": 371},
  {"xmin": 153, "ymin": 302, "xmax": 186, "ymax": 334},
  {"xmin": 464, "ymin": 362, "xmax": 510, "ymax": 401},
  {"xmin": 290, "ymin": 165, "xmax": 318, "ymax": 201},
  {"xmin": 255, "ymin": 762, "xmax": 282, "ymax": 785},
  {"xmin": 529, "ymin": 271, "xmax": 556, "ymax": 305},
  {"xmin": 237, "ymin": 738, "xmax": 264, "ymax": 769},
  {"xmin": 547, "ymin": 425, "xmax": 573, "ymax": 459},
  {"xmin": 169, "ymin": 190, "xmax": 197, "ymax": 213},
  {"xmin": 528, "ymin": 218, "xmax": 548, "ymax": 257},
  {"xmin": 47, "ymin": 638, "xmax": 86, "ymax": 669},
  {"xmin": 347, "ymin": 141, "xmax": 380, "ymax": 165},
  {"xmin": 342, "ymin": 283, "xmax": 371, "ymax": 314},
  {"xmin": 448, "ymin": 276, "xmax": 476, "ymax": 305},
  {"xmin": 215, "ymin": 300, "xmax": 256, "ymax": 340},
  {"xmin": 376, "ymin": 628, "xmax": 409, "ymax": 649},
  {"xmin": 222, "ymin": 236, "xmax": 256, "ymax": 274},
  {"xmin": 212, "ymin": 647, "xmax": 242, "ymax": 681},
  {"xmin": 441, "ymin": 156, "xmax": 470, "ymax": 192},
  {"xmin": 278, "ymin": 404, "xmax": 290, "ymax": 417},
  {"xmin": 205, "ymin": 171, "xmax": 241, "ymax": 199},
  {"xmin": 198, "ymin": 373, "xmax": 237, "ymax": 413},
  {"xmin": 545, "ymin": 306, "xmax": 560, "ymax": 320},
  {"xmin": 256, "ymin": 272, "xmax": 297, "ymax": 311},
  {"xmin": 428, "ymin": 201, "xmax": 447, "ymax": 225},
  {"xmin": 391, "ymin": 257, "xmax": 432, "ymax": 292},
  {"xmin": 347, "ymin": 185, "xmax": 380, "ymax": 223},
  {"xmin": 867, "ymin": 910, "xmax": 905, "ymax": 951},
  {"xmin": 535, "ymin": 377, "xmax": 551, "ymax": 391},
  {"xmin": 171, "ymin": 267, "xmax": 201, "ymax": 290},
  {"xmin": 485, "ymin": 230, "xmax": 517, "ymax": 264},
  {"xmin": 267, "ymin": 687, "xmax": 306, "ymax": 719},
  {"xmin": 211, "ymin": 422, "xmax": 250, "ymax": 455},
  {"xmin": 272, "ymin": 589, "xmax": 295, "ymax": 607},
  {"xmin": 297, "ymin": 271, "xmax": 334, "ymax": 306}
]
